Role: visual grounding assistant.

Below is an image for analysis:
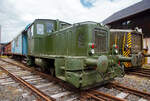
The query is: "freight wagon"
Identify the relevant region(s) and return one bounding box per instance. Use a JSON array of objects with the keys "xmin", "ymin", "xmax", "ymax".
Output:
[
  {"xmin": 110, "ymin": 29, "xmax": 144, "ymax": 68},
  {"xmin": 0, "ymin": 43, "xmax": 7, "ymax": 55},
  {"xmin": 11, "ymin": 31, "xmax": 28, "ymax": 56},
  {"xmin": 4, "ymin": 42, "xmax": 11, "ymax": 55}
]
